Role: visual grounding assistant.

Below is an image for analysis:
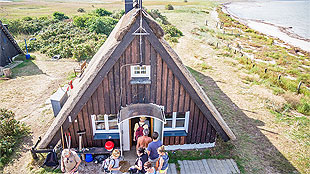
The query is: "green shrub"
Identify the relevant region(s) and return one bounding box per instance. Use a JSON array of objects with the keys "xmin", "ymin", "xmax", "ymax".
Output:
[
  {"xmin": 147, "ymin": 9, "xmax": 170, "ymax": 25},
  {"xmin": 94, "ymin": 8, "xmax": 112, "ymax": 17},
  {"xmin": 297, "ymin": 98, "xmax": 310, "ymax": 115},
  {"xmin": 52, "ymin": 12, "xmax": 69, "ymax": 20},
  {"xmin": 111, "ymin": 9, "xmax": 125, "ymax": 19},
  {"xmin": 162, "ymin": 24, "xmax": 183, "ymax": 37},
  {"xmin": 165, "ymin": 4, "xmax": 174, "ymax": 10},
  {"xmin": 0, "ymin": 109, "xmax": 29, "ymax": 169},
  {"xmin": 87, "ymin": 16, "xmax": 118, "ymax": 35},
  {"xmin": 22, "ymin": 16, "xmax": 33, "ymax": 21},
  {"xmin": 77, "ymin": 8, "xmax": 85, "ymax": 13}
]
